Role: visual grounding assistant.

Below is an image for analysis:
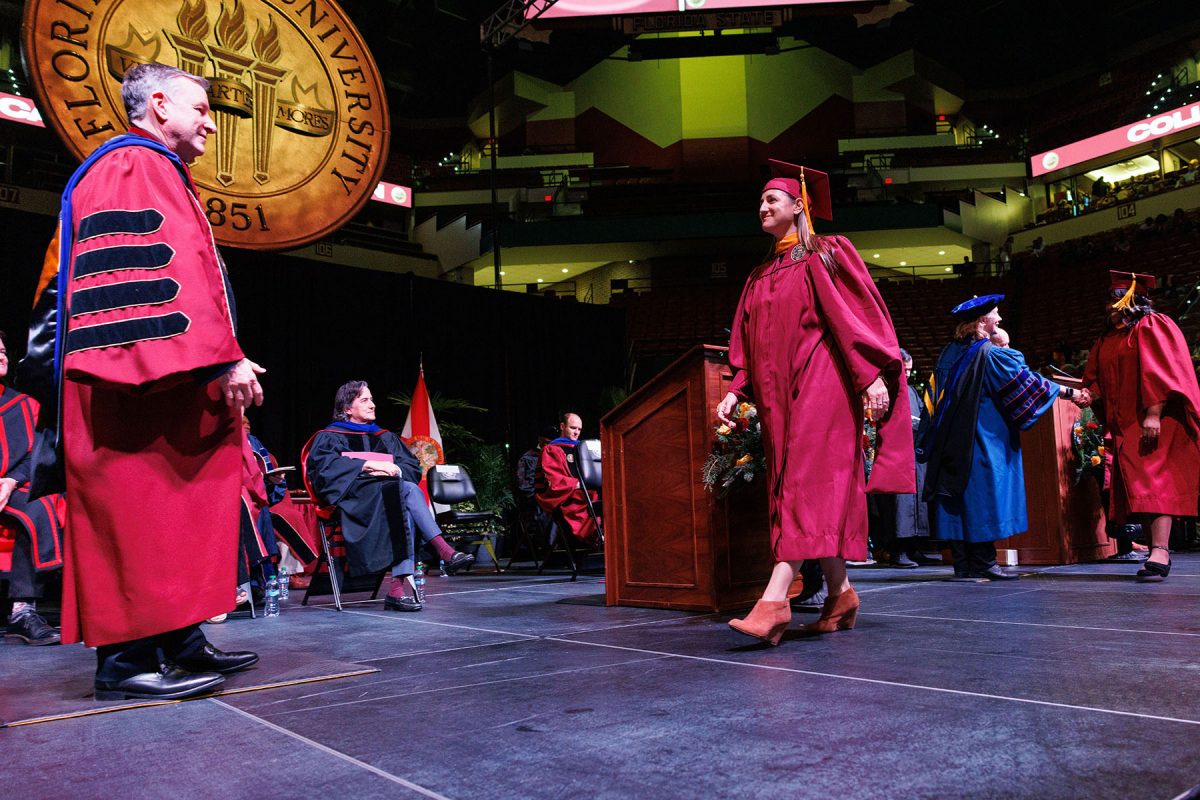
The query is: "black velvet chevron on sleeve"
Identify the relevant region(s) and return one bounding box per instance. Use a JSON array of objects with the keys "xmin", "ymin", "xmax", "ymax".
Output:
[
  {"xmin": 70, "ymin": 278, "xmax": 181, "ymax": 317},
  {"xmin": 65, "ymin": 311, "xmax": 190, "ymax": 354},
  {"xmin": 73, "ymin": 243, "xmax": 174, "ymax": 278},
  {"xmin": 77, "ymin": 209, "xmax": 164, "ymax": 241}
]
